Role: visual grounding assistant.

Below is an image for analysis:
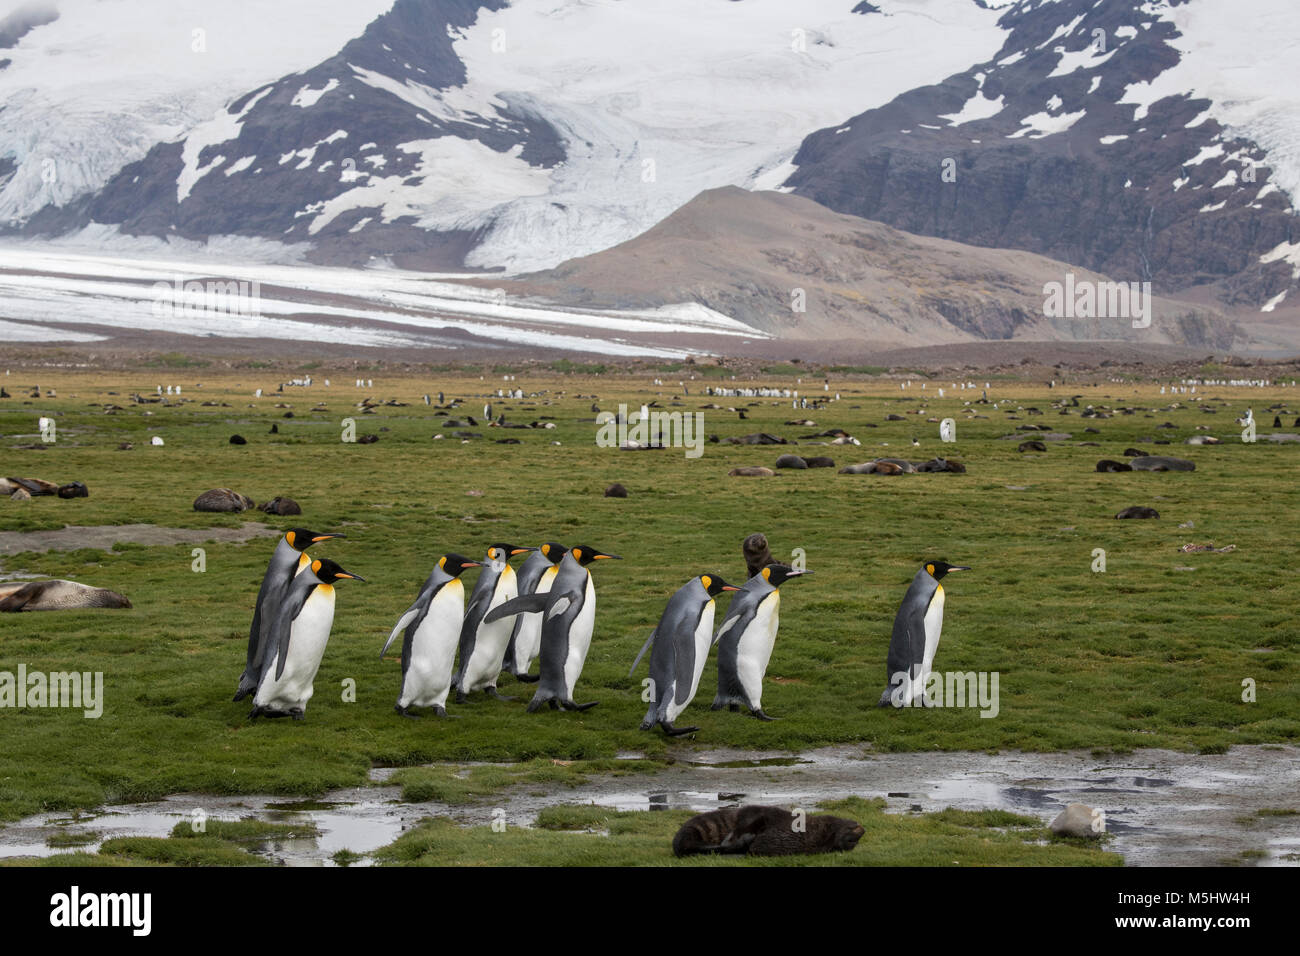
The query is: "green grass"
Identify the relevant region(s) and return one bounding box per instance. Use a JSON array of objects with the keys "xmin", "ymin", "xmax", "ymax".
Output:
[
  {"xmin": 0, "ymin": 368, "xmax": 1296, "ymax": 862},
  {"xmin": 372, "ymin": 796, "xmax": 1120, "ymax": 866}
]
